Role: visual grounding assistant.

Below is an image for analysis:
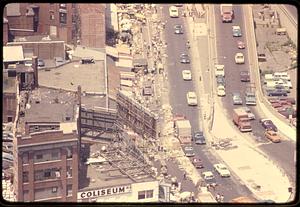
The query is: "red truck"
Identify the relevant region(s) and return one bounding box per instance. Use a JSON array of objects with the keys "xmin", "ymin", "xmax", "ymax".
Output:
[
  {"xmin": 220, "ymin": 4, "xmax": 234, "ymax": 23},
  {"xmin": 233, "ymin": 108, "xmax": 252, "ymax": 132}
]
